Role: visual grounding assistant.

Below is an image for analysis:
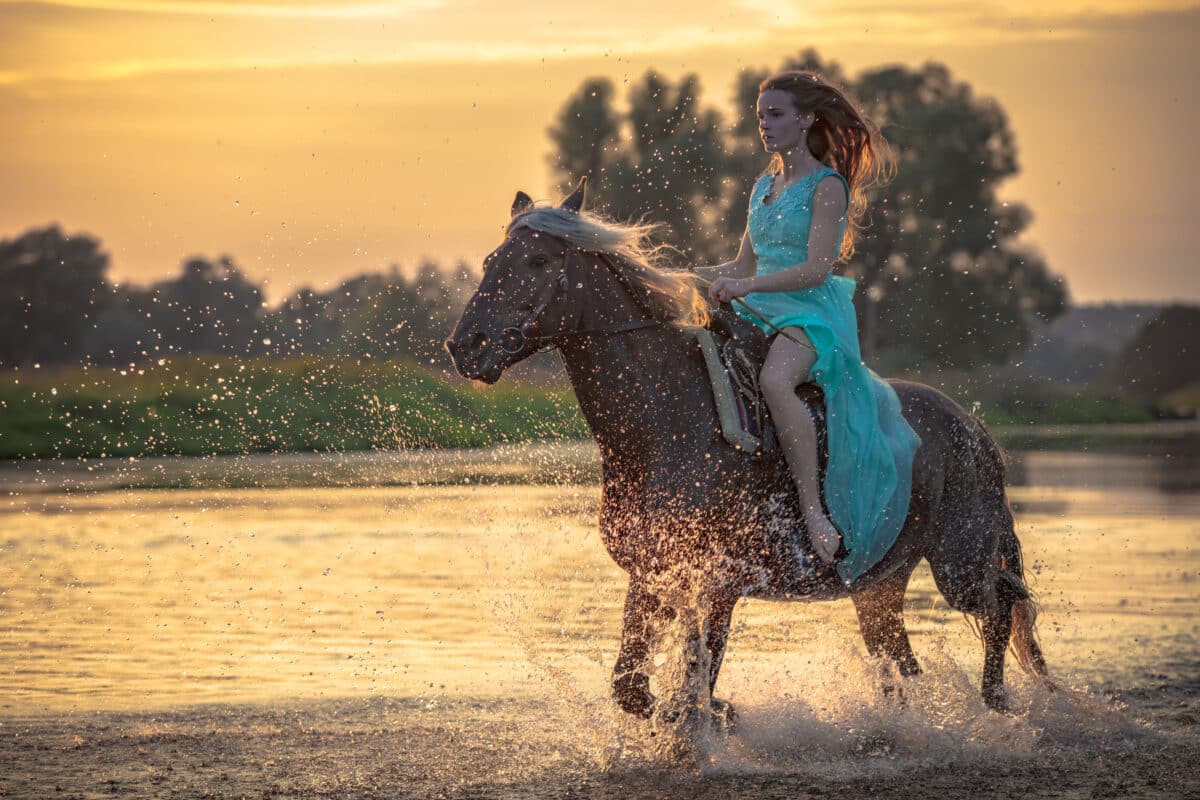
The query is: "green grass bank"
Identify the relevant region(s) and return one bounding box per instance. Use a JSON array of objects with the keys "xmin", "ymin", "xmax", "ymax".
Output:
[
  {"xmin": 0, "ymin": 357, "xmax": 1170, "ymax": 460},
  {"xmin": 0, "ymin": 357, "xmax": 587, "ymax": 459}
]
